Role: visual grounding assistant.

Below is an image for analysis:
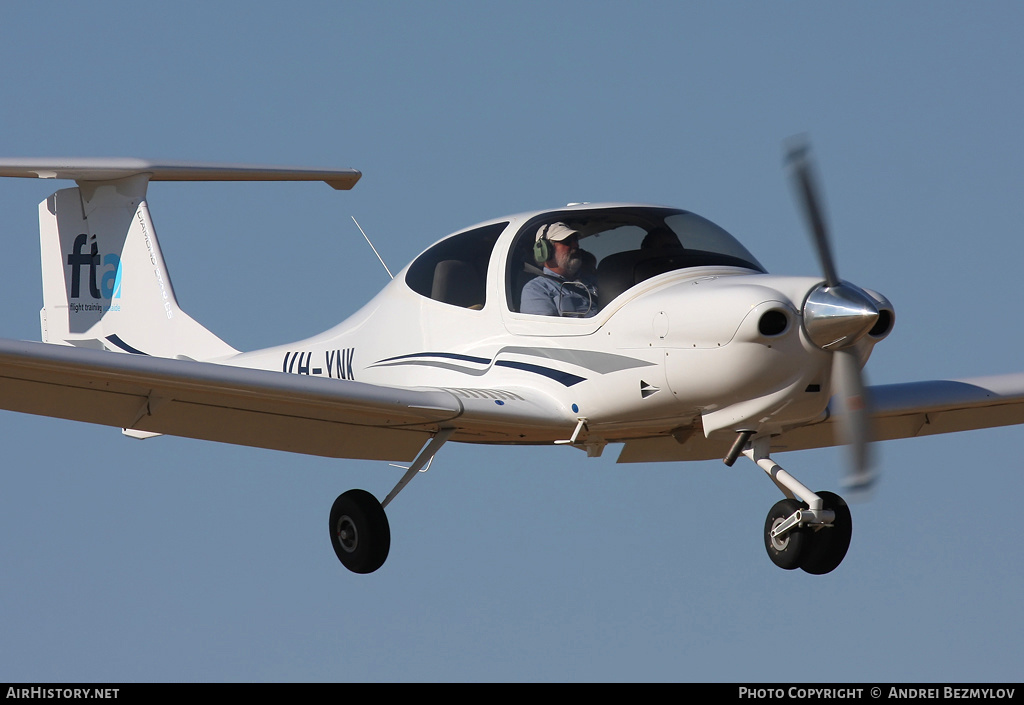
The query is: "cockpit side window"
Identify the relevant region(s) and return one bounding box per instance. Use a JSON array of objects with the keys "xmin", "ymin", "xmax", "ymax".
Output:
[
  {"xmin": 405, "ymin": 222, "xmax": 506, "ymax": 309},
  {"xmin": 506, "ymin": 207, "xmax": 764, "ymax": 315}
]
